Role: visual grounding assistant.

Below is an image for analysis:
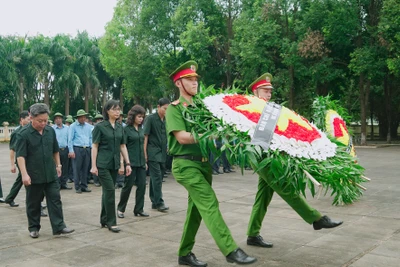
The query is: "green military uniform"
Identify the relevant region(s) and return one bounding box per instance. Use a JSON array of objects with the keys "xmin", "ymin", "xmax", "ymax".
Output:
[
  {"xmin": 5, "ymin": 126, "xmax": 24, "ymax": 204},
  {"xmin": 92, "ymin": 120, "xmax": 125, "ymax": 227},
  {"xmin": 166, "ymin": 95, "xmax": 238, "ymax": 256},
  {"xmin": 247, "ymin": 73, "xmax": 322, "ymax": 237},
  {"xmin": 143, "ymin": 112, "xmax": 167, "ymax": 208},
  {"xmin": 15, "ymin": 124, "xmax": 66, "ymax": 234},
  {"xmin": 117, "ymin": 125, "xmax": 147, "ymax": 214}
]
